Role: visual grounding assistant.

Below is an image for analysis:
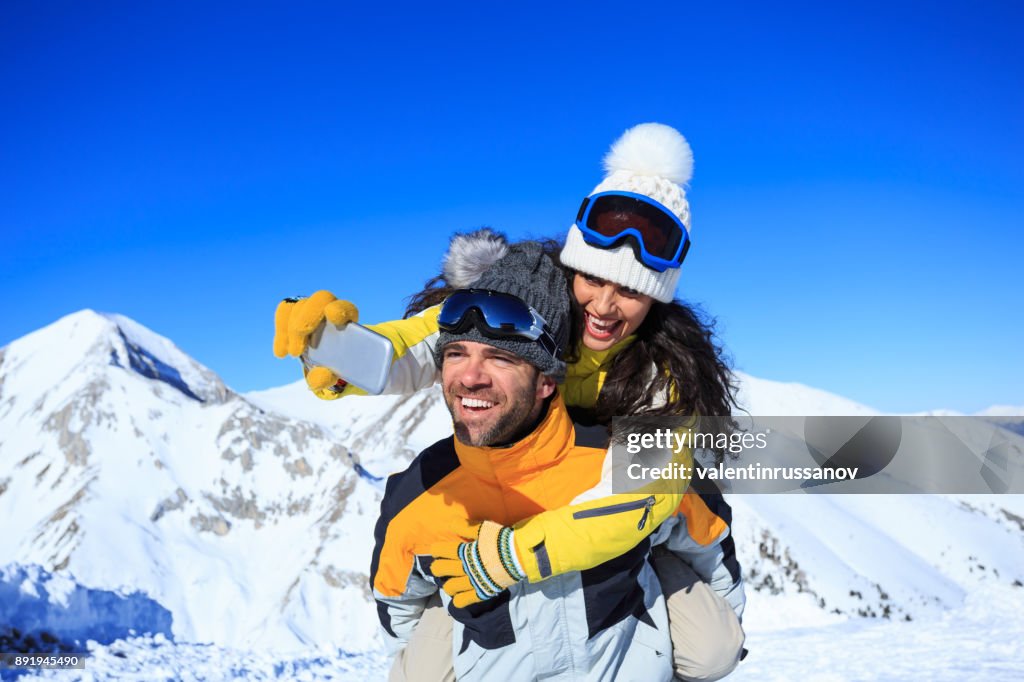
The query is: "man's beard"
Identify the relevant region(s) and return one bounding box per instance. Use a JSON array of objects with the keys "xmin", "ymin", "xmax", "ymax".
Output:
[{"xmin": 447, "ymin": 381, "xmax": 540, "ymax": 447}]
